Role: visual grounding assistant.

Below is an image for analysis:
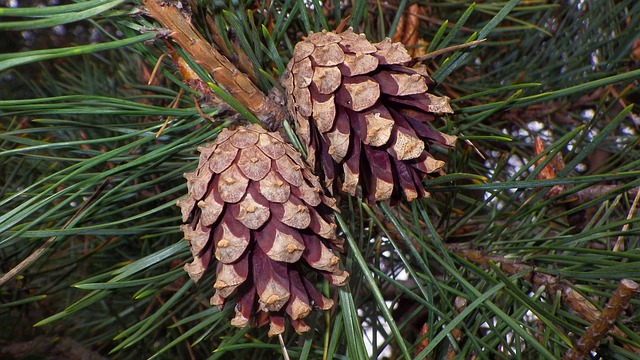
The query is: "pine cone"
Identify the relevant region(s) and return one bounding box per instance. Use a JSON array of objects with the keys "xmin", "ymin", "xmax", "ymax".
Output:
[
  {"xmin": 281, "ymin": 28, "xmax": 457, "ymax": 203},
  {"xmin": 177, "ymin": 124, "xmax": 347, "ymax": 336}
]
